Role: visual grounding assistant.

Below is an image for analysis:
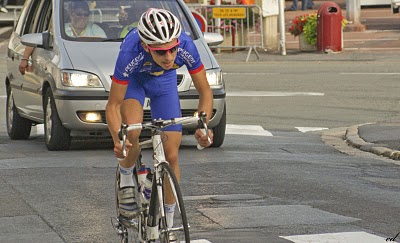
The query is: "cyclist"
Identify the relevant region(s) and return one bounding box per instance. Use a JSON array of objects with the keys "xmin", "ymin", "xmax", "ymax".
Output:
[{"xmin": 106, "ymin": 8, "xmax": 214, "ymax": 225}]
